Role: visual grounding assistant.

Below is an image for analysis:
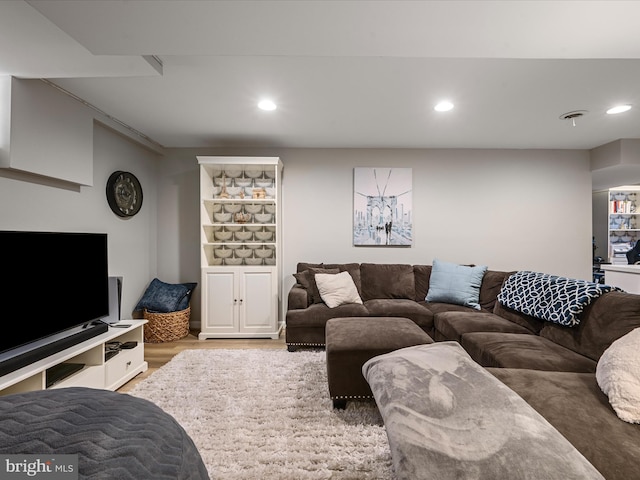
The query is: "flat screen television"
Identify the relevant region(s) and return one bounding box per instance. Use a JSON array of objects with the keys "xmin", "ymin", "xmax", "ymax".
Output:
[{"xmin": 0, "ymin": 231, "xmax": 110, "ymax": 377}]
